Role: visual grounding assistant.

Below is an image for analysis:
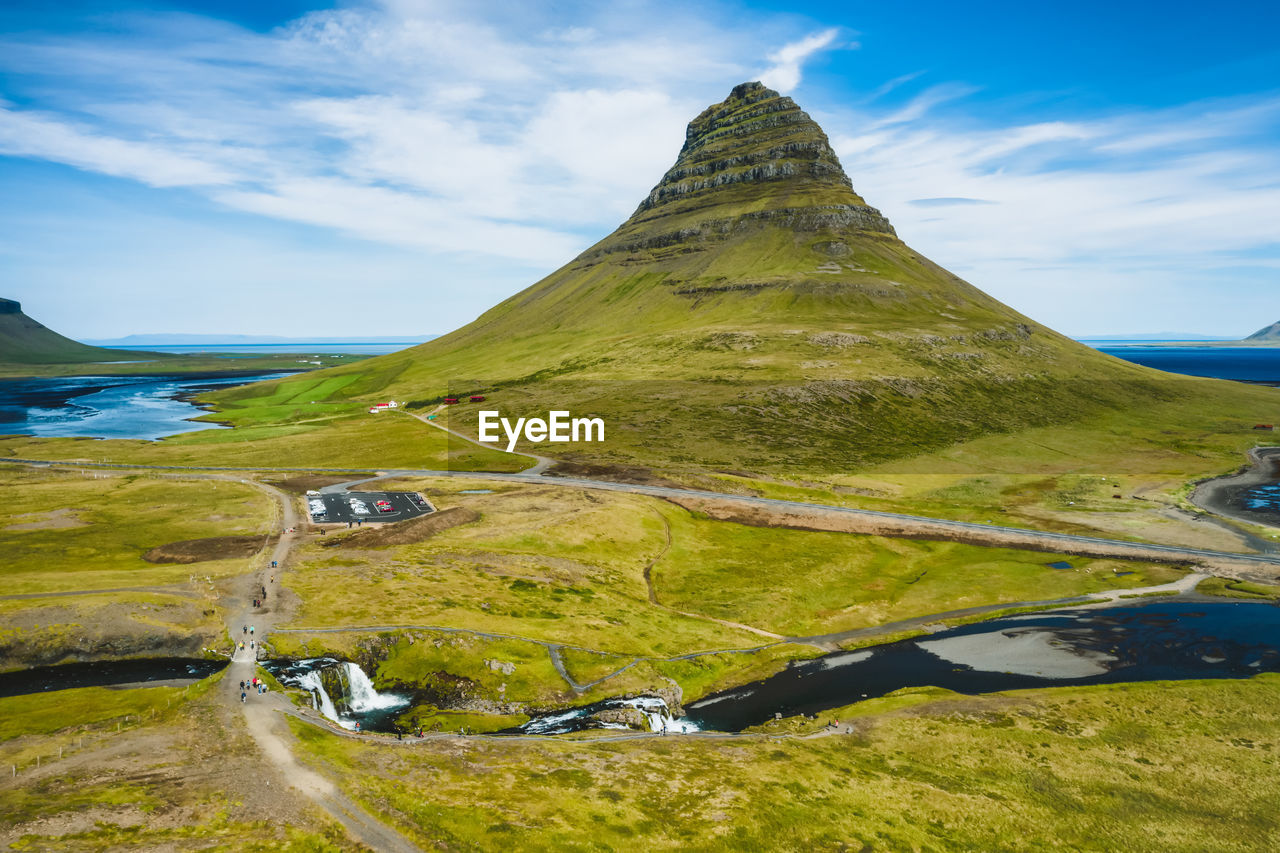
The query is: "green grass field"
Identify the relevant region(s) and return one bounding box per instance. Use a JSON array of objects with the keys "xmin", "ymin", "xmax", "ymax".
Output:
[
  {"xmin": 0, "ymin": 466, "xmax": 273, "ymax": 594},
  {"xmin": 274, "ymin": 479, "xmax": 1182, "ymax": 715},
  {"xmin": 286, "ymin": 674, "xmax": 1280, "ymax": 851}
]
